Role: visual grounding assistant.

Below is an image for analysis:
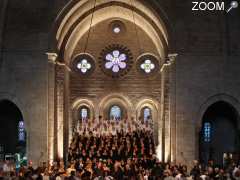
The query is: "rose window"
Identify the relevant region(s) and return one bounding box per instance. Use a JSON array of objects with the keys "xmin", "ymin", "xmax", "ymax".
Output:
[
  {"xmin": 140, "ymin": 59, "xmax": 155, "ymax": 73},
  {"xmin": 136, "ymin": 54, "xmax": 160, "ymax": 77},
  {"xmin": 99, "ymin": 44, "xmax": 133, "ymax": 78},
  {"xmin": 77, "ymin": 59, "xmax": 92, "ymax": 73},
  {"xmin": 105, "ymin": 50, "xmax": 127, "ymax": 73},
  {"xmin": 72, "ymin": 54, "xmax": 95, "ymax": 76}
]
